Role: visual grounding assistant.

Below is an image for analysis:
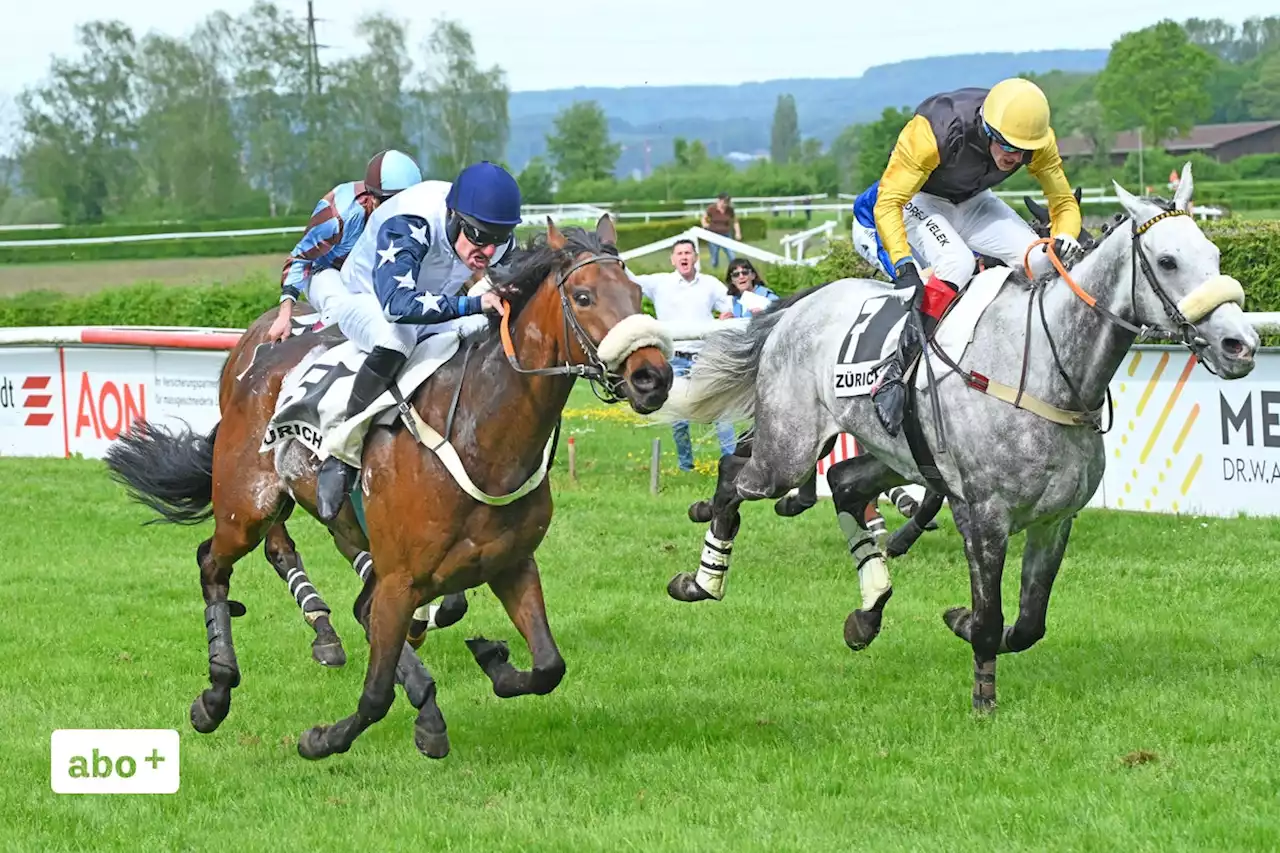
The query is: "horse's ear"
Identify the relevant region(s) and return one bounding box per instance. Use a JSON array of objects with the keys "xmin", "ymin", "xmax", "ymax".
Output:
[
  {"xmin": 545, "ymin": 216, "xmax": 566, "ymax": 249},
  {"xmin": 1174, "ymin": 161, "xmax": 1194, "ymax": 211},
  {"xmin": 1073, "ymin": 186, "xmax": 1082, "ymax": 204},
  {"xmin": 1112, "ymin": 179, "xmax": 1144, "ymax": 221},
  {"xmin": 1024, "ymin": 195, "xmax": 1049, "ymax": 225},
  {"xmin": 595, "ymin": 213, "xmax": 617, "ymax": 247}
]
